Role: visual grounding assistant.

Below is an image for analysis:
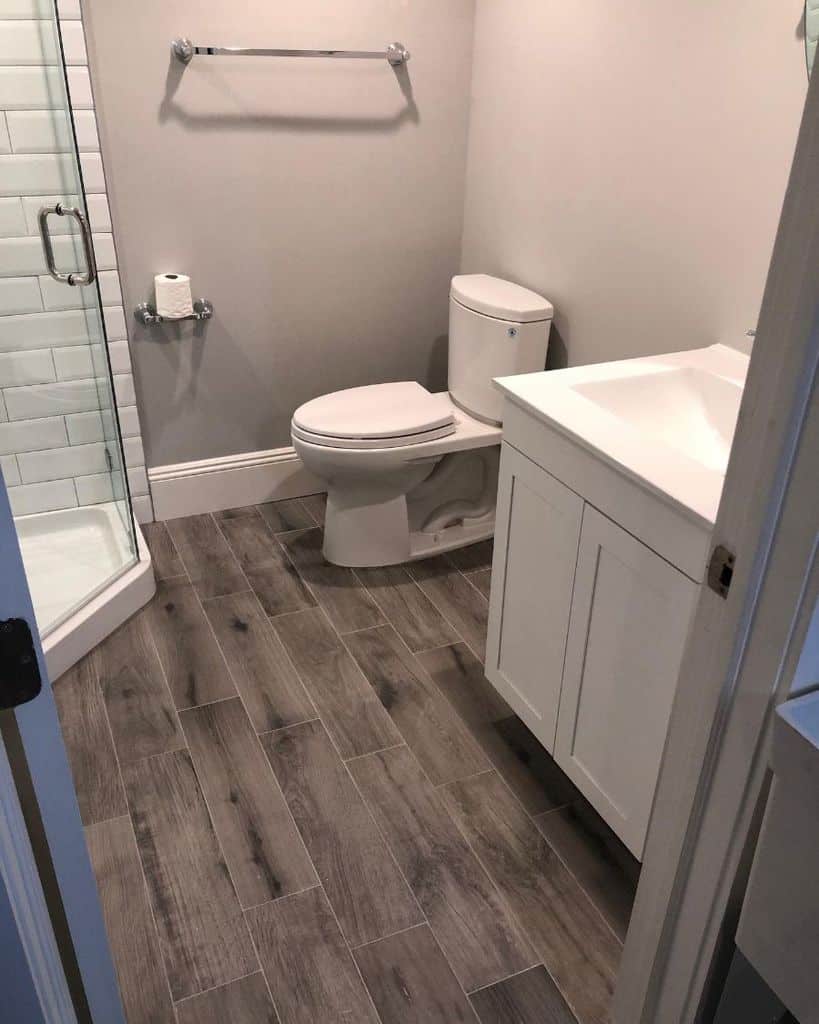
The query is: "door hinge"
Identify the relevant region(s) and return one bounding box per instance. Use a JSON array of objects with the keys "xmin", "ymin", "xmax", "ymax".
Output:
[
  {"xmin": 0, "ymin": 618, "xmax": 42, "ymax": 710},
  {"xmin": 707, "ymin": 544, "xmax": 736, "ymax": 599}
]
